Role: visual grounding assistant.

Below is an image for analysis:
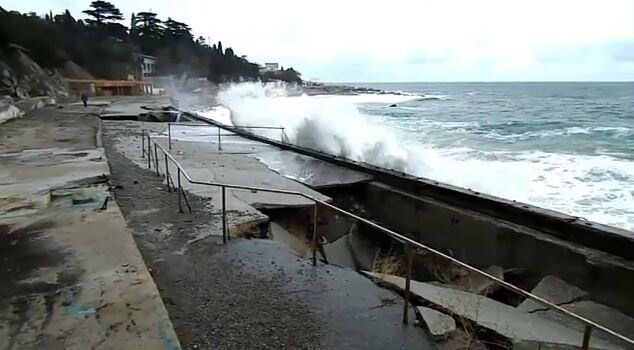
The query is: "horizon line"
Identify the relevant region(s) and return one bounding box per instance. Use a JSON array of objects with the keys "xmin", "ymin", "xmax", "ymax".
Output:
[{"xmin": 325, "ymin": 80, "xmax": 634, "ymax": 84}]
